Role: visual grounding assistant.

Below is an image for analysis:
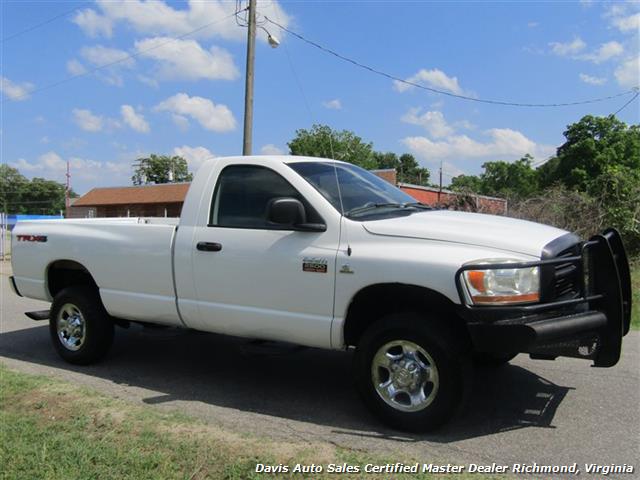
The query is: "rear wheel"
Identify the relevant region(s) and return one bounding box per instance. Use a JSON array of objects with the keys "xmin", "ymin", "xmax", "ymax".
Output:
[
  {"xmin": 49, "ymin": 286, "xmax": 114, "ymax": 365},
  {"xmin": 354, "ymin": 312, "xmax": 471, "ymax": 432}
]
